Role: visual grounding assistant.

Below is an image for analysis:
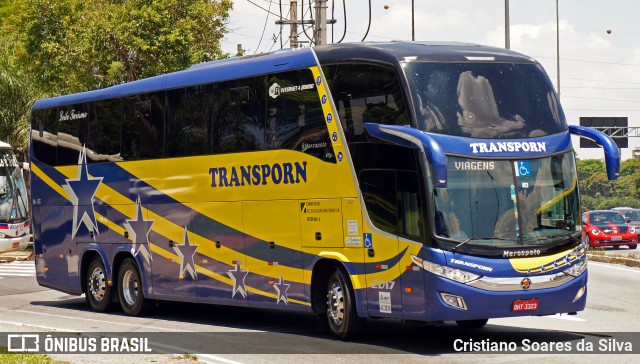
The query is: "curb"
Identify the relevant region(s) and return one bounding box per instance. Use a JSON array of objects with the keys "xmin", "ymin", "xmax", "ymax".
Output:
[
  {"xmin": 587, "ymin": 253, "xmax": 640, "ymax": 268},
  {"xmin": 0, "ymin": 252, "xmax": 34, "ymax": 263}
]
